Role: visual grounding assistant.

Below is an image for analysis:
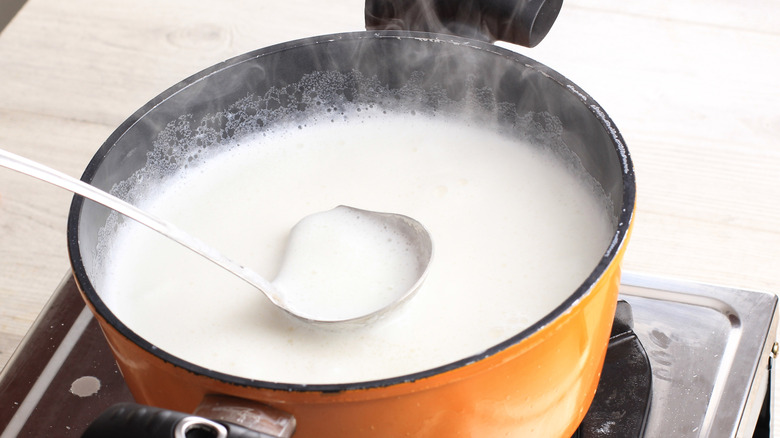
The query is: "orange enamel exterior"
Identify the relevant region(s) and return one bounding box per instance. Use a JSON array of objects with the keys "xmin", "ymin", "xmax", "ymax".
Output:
[{"xmin": 77, "ymin": 220, "xmax": 632, "ymax": 438}]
